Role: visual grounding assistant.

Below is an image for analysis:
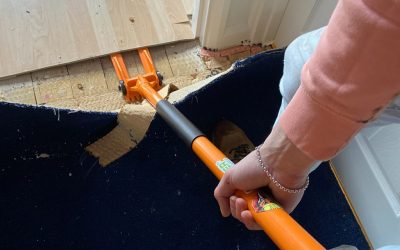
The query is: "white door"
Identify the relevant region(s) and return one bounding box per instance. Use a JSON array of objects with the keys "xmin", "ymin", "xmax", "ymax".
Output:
[
  {"xmin": 332, "ymin": 124, "xmax": 400, "ymax": 248},
  {"xmin": 274, "ymin": 0, "xmax": 338, "ymax": 46}
]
